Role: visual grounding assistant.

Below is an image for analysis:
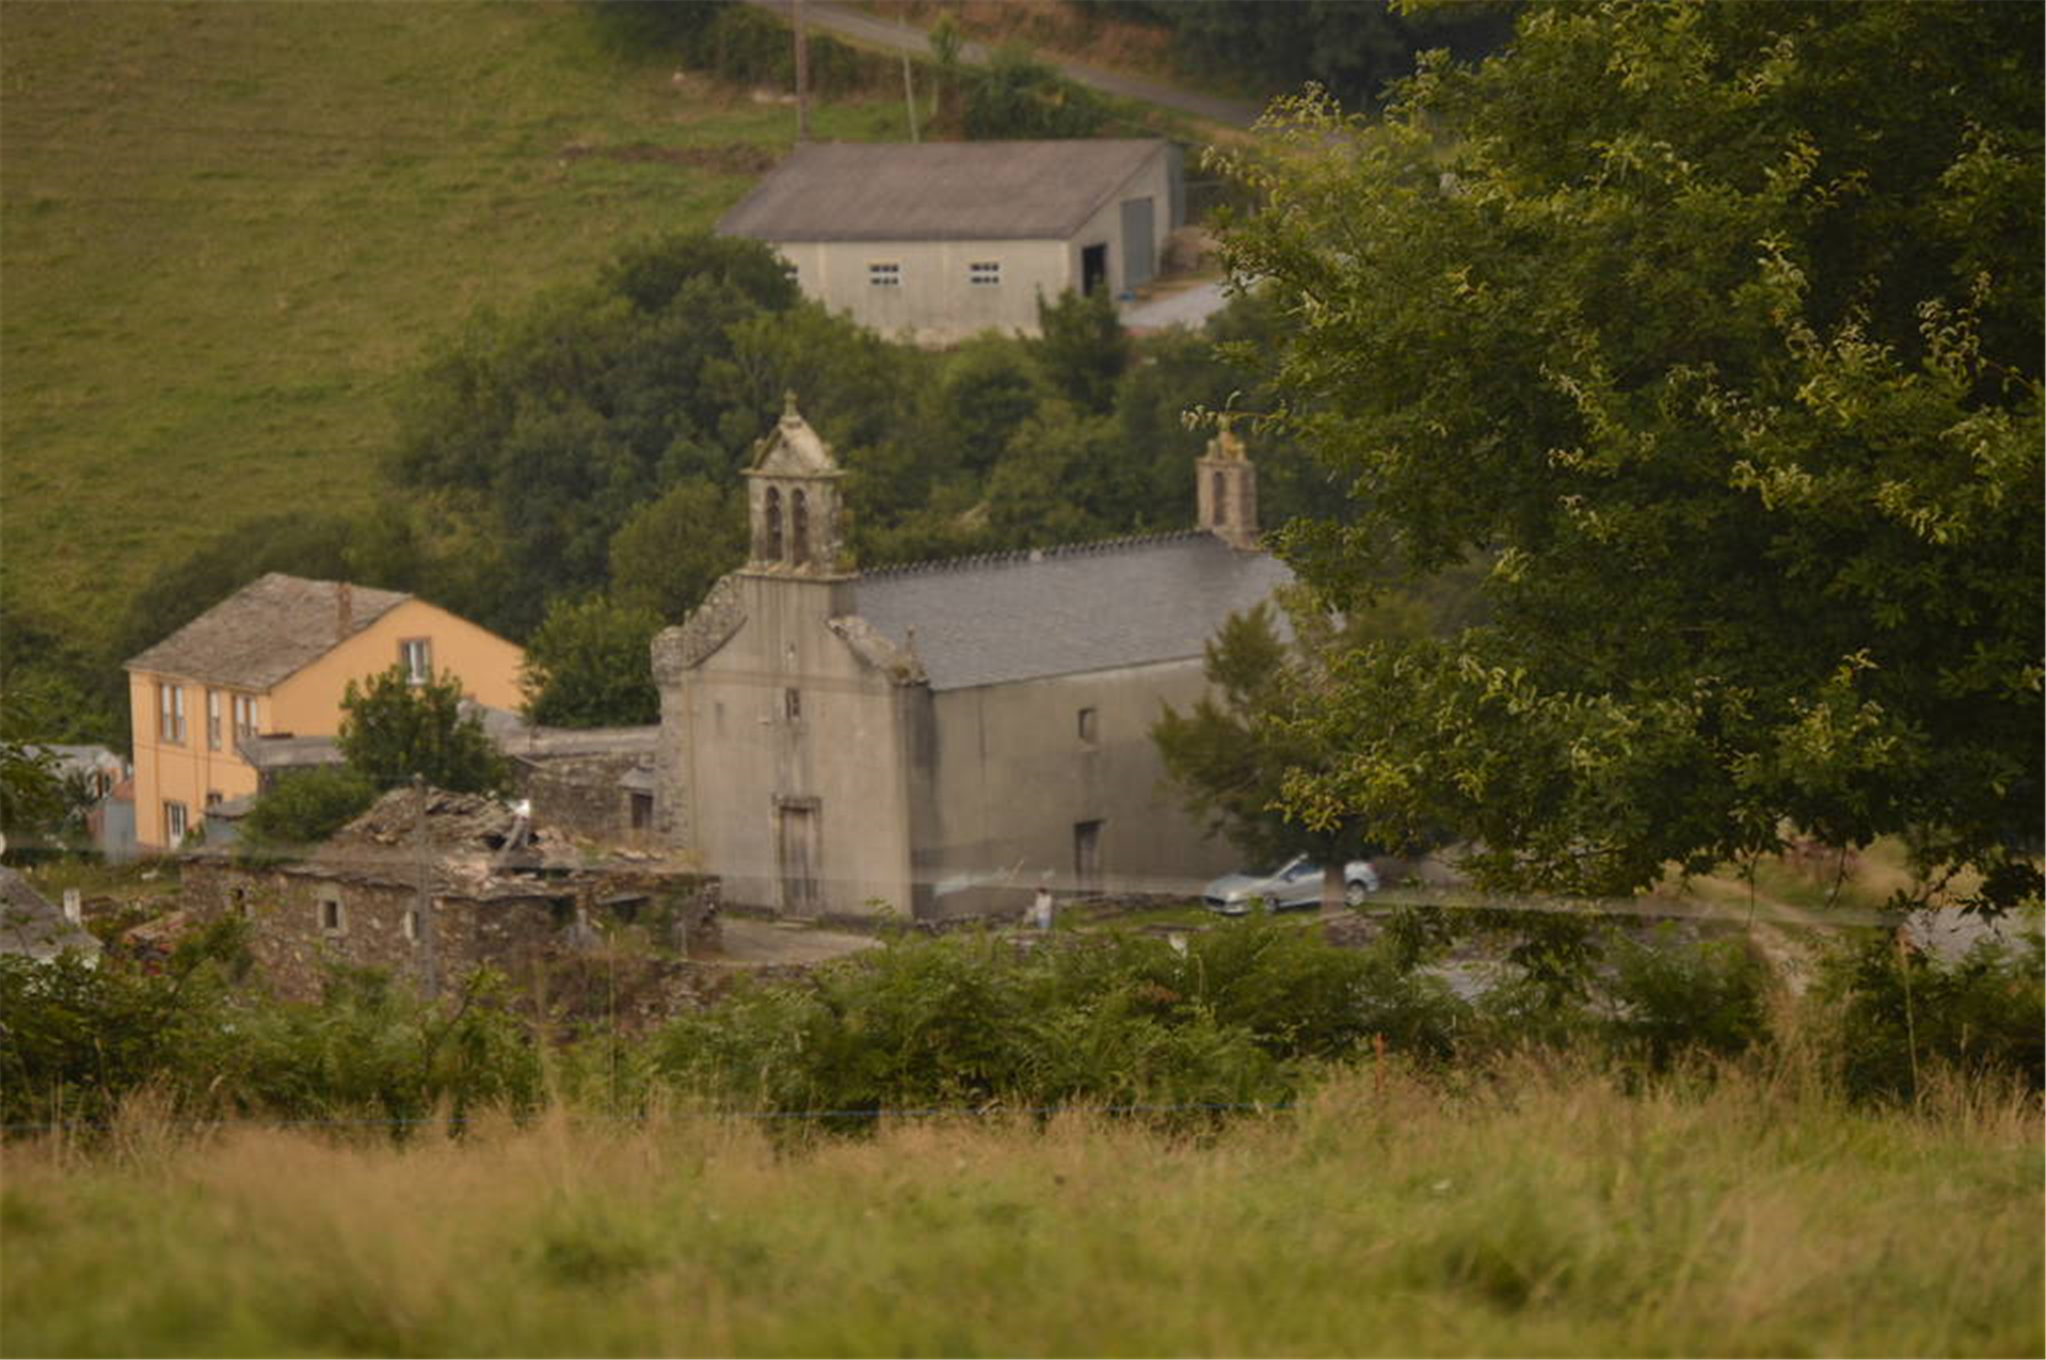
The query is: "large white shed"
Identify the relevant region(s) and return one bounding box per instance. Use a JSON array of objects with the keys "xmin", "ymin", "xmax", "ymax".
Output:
[{"xmin": 717, "ymin": 139, "xmax": 1183, "ymax": 344}]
